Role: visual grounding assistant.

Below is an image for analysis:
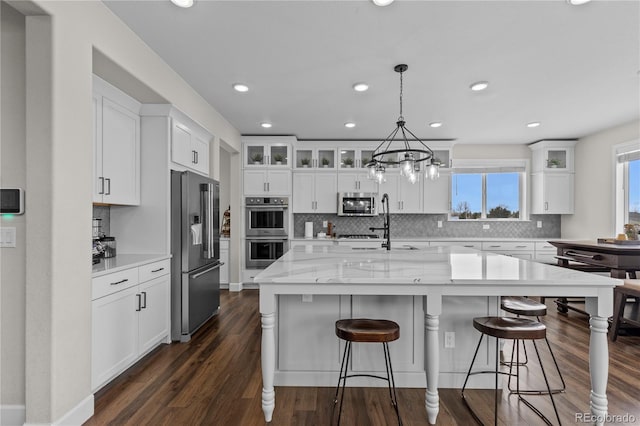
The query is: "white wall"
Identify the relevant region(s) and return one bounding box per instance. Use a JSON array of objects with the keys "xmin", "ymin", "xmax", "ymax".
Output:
[
  {"xmin": 562, "ymin": 119, "xmax": 640, "ymax": 239},
  {"xmin": 453, "ymin": 143, "xmax": 531, "ymax": 160},
  {"xmin": 1, "ymin": 0, "xmax": 27, "ymax": 411},
  {"xmin": 4, "ymin": 0, "xmax": 242, "ymax": 423}
]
